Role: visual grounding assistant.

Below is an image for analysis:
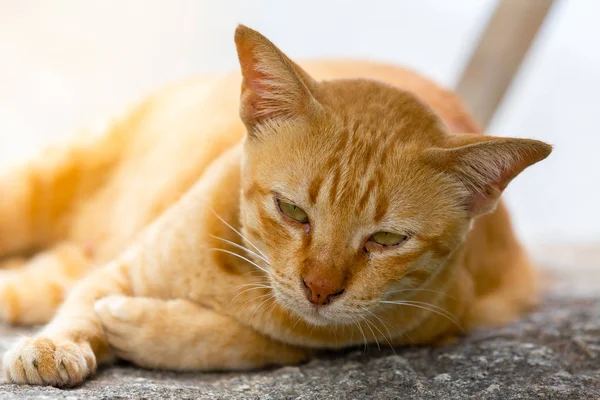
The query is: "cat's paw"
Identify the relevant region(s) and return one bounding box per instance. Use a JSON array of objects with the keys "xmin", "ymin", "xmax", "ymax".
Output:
[
  {"xmin": 2, "ymin": 337, "xmax": 96, "ymax": 387},
  {"xmin": 94, "ymin": 295, "xmax": 160, "ymax": 366},
  {"xmin": 462, "ymin": 293, "xmax": 520, "ymax": 331}
]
